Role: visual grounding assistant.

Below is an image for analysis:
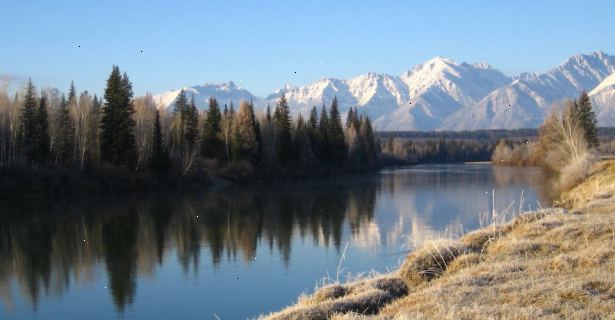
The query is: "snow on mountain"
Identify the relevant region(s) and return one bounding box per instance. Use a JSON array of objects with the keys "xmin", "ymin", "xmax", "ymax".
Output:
[
  {"xmin": 266, "ymin": 57, "xmax": 510, "ymax": 130},
  {"xmin": 153, "ymin": 81, "xmax": 259, "ymax": 111},
  {"xmin": 153, "ymin": 52, "xmax": 615, "ymax": 130},
  {"xmin": 442, "ymin": 52, "xmax": 615, "ymax": 130},
  {"xmin": 590, "ymin": 72, "xmax": 615, "ymax": 125}
]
